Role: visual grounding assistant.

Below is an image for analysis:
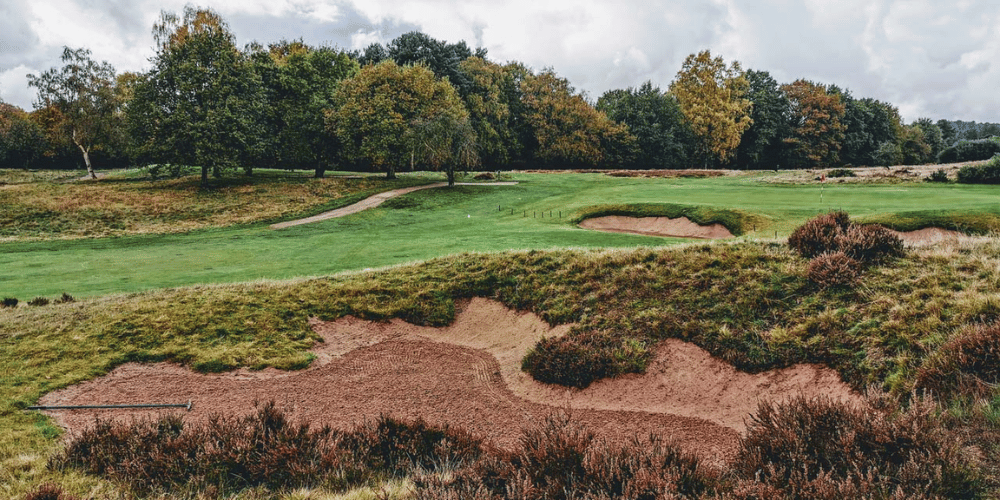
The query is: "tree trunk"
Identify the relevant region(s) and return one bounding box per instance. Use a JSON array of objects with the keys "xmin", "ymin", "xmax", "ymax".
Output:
[
  {"xmin": 387, "ymin": 164, "xmax": 396, "ymax": 180},
  {"xmin": 201, "ymin": 166, "xmax": 209, "ymax": 186},
  {"xmin": 446, "ymin": 165, "xmax": 455, "ymax": 187},
  {"xmin": 314, "ymin": 160, "xmax": 326, "ymax": 179},
  {"xmin": 72, "ymin": 129, "xmax": 96, "ymax": 179}
]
